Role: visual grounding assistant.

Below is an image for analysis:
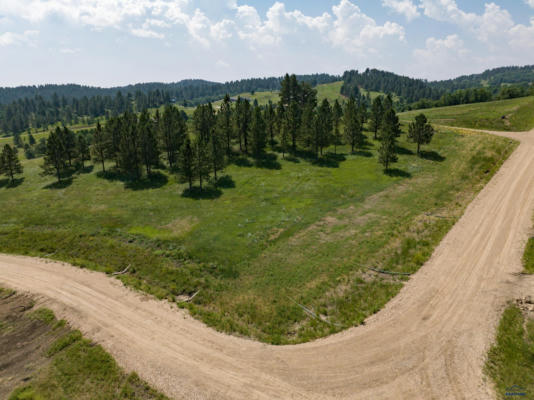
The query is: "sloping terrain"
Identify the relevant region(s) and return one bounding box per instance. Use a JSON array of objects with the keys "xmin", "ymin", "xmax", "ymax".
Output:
[{"xmin": 1, "ymin": 128, "xmax": 534, "ymax": 399}]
